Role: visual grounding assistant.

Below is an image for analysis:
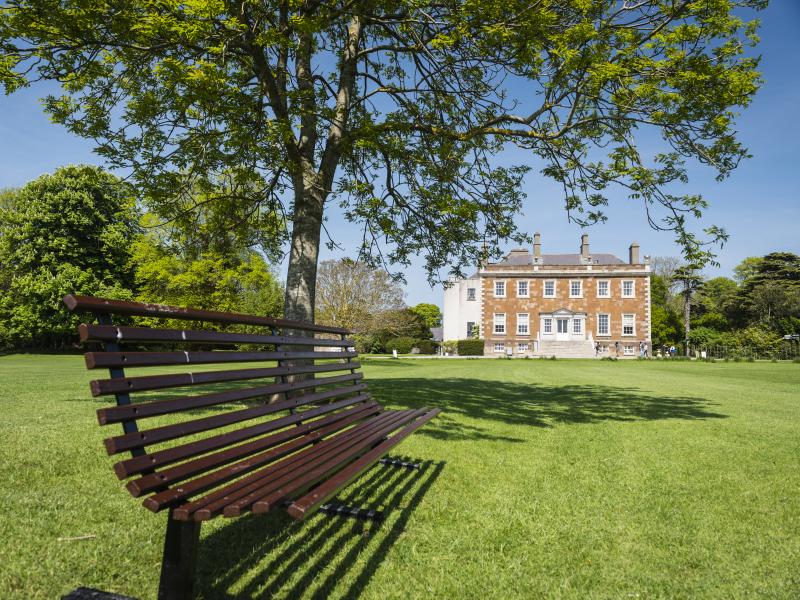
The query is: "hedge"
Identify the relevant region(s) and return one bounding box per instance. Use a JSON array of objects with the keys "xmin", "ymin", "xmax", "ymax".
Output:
[
  {"xmin": 457, "ymin": 339, "xmax": 484, "ymax": 356},
  {"xmin": 386, "ymin": 336, "xmax": 416, "ymax": 354}
]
